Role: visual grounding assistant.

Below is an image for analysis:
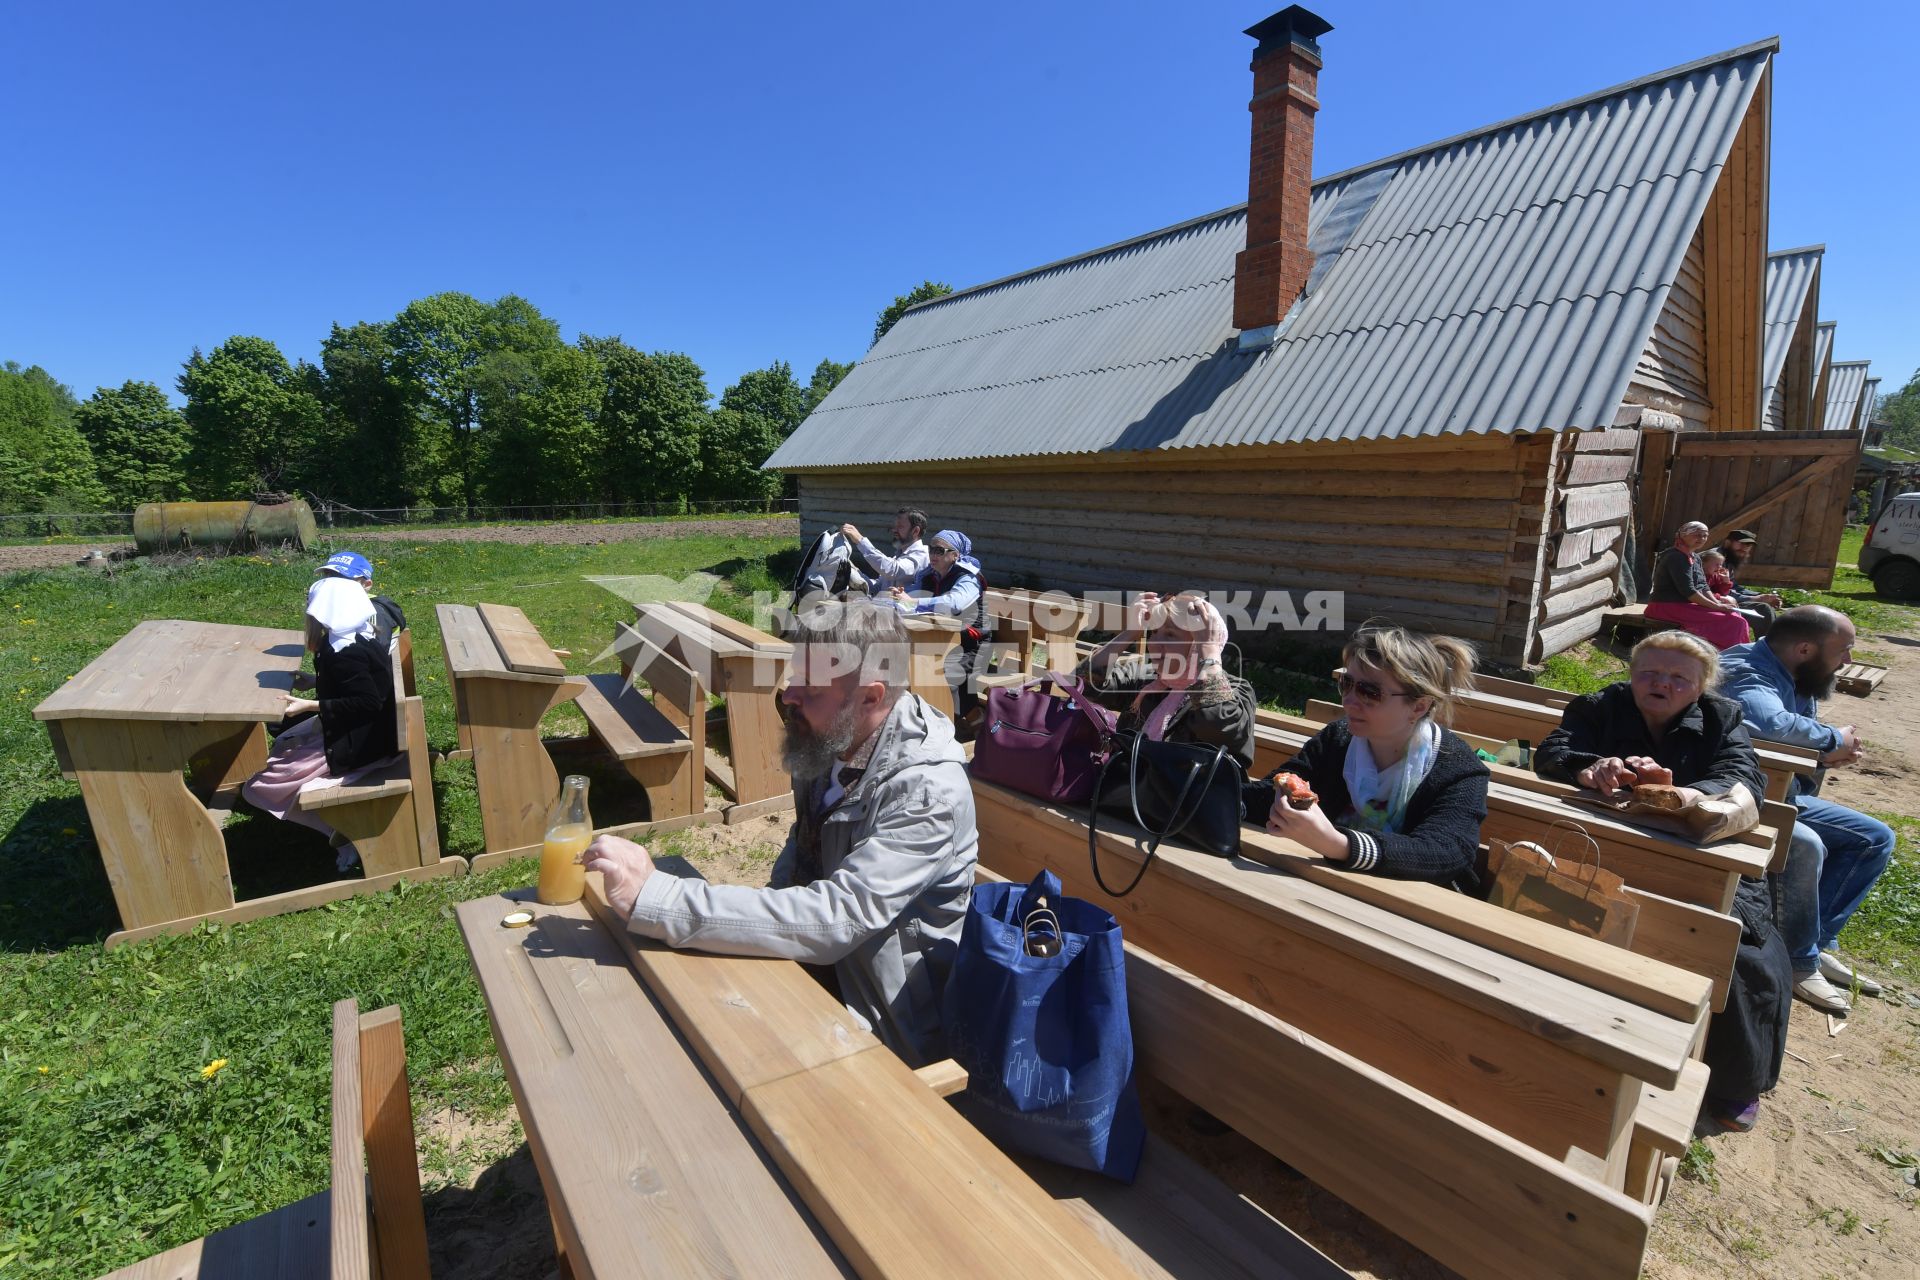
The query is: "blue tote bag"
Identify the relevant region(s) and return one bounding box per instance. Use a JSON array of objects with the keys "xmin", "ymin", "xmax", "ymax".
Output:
[{"xmin": 941, "ymin": 869, "xmax": 1145, "ymax": 1182}]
